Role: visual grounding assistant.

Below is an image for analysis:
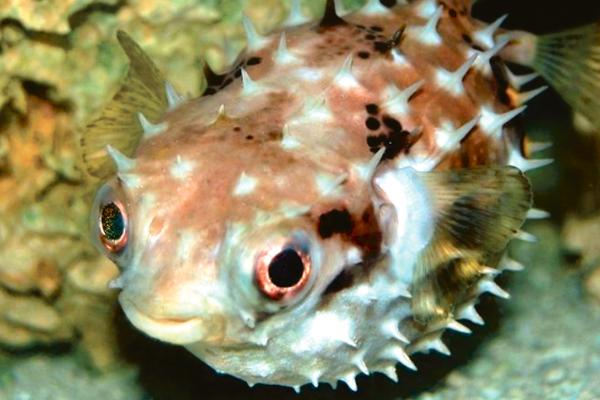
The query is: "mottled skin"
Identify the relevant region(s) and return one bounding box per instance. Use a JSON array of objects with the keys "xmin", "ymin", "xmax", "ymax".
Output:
[{"xmin": 88, "ymin": 0, "xmax": 542, "ymax": 391}]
